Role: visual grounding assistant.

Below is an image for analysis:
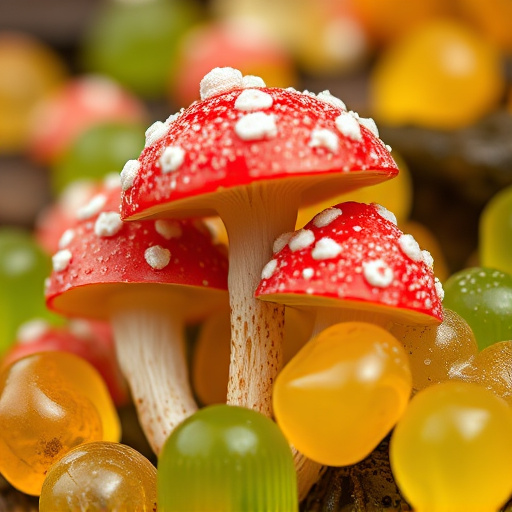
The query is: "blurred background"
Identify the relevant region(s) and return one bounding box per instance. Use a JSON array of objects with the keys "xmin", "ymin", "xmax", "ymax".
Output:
[{"xmin": 1, "ymin": 0, "xmax": 511, "ymax": 269}]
